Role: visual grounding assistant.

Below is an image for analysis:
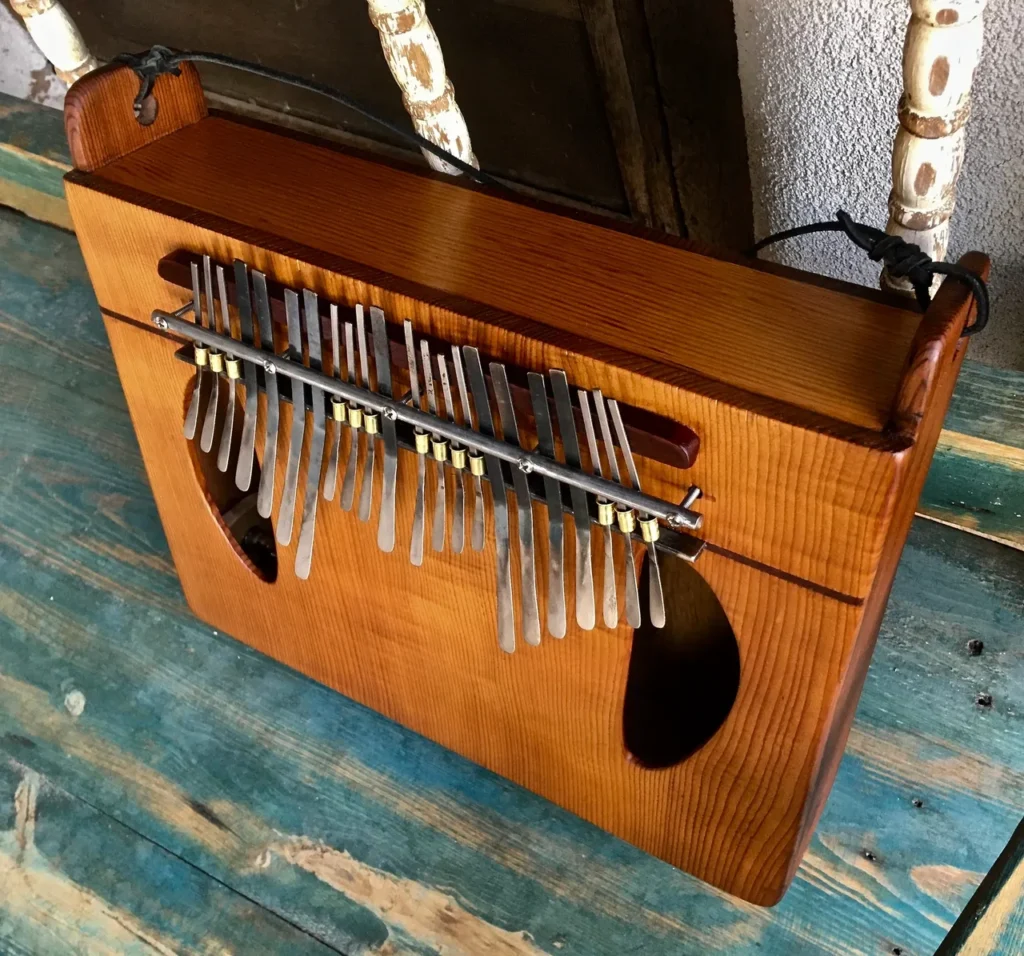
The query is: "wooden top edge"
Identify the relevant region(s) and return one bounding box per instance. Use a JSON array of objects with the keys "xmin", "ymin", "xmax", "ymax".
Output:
[
  {"xmin": 65, "ymin": 106, "xmax": 928, "ymax": 430},
  {"xmin": 65, "ymin": 170, "xmax": 918, "ymax": 454}
]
